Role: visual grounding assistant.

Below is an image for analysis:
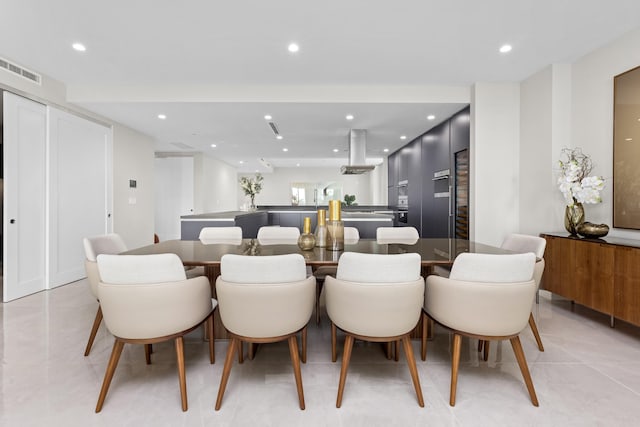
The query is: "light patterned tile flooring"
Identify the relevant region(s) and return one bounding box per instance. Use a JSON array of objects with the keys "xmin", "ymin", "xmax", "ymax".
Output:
[{"xmin": 2, "ymin": 279, "xmax": 640, "ymax": 426}]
